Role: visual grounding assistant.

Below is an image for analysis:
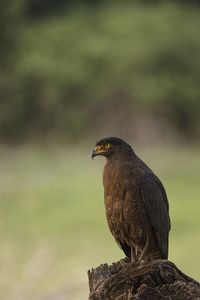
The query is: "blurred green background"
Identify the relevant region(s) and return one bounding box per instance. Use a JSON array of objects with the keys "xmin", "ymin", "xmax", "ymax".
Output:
[{"xmin": 0, "ymin": 0, "xmax": 200, "ymax": 299}]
